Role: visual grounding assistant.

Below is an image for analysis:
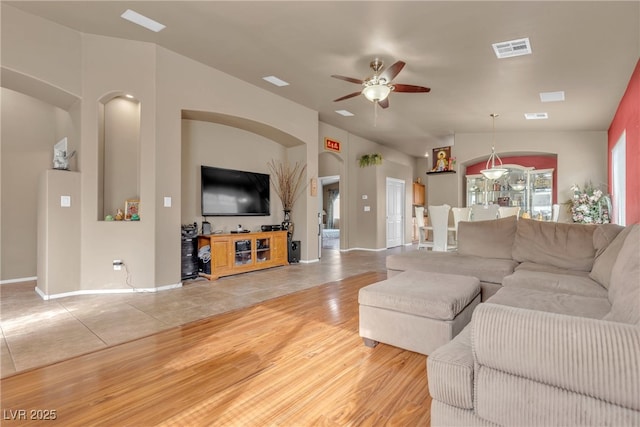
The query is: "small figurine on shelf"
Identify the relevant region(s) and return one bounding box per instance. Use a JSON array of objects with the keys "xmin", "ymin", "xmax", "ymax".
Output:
[{"xmin": 115, "ymin": 208, "xmax": 124, "ymax": 221}]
